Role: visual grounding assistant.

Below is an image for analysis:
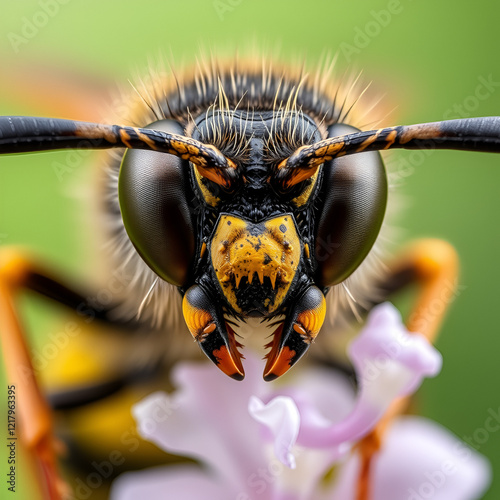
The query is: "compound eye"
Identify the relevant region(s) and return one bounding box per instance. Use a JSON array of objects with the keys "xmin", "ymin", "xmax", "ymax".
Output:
[
  {"xmin": 315, "ymin": 123, "xmax": 388, "ymax": 287},
  {"xmin": 118, "ymin": 119, "xmax": 195, "ymax": 287}
]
